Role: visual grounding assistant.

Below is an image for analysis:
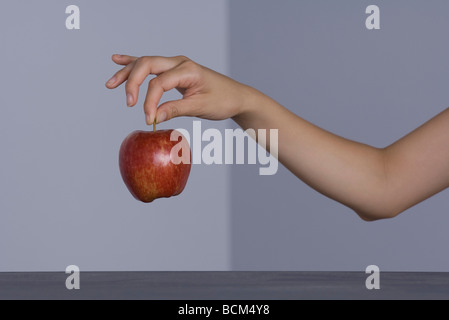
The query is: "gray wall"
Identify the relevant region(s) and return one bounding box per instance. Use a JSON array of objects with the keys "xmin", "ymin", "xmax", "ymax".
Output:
[
  {"xmin": 0, "ymin": 0, "xmax": 230, "ymax": 271},
  {"xmin": 2, "ymin": 0, "xmax": 449, "ymax": 273},
  {"xmin": 230, "ymin": 0, "xmax": 449, "ymax": 271}
]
